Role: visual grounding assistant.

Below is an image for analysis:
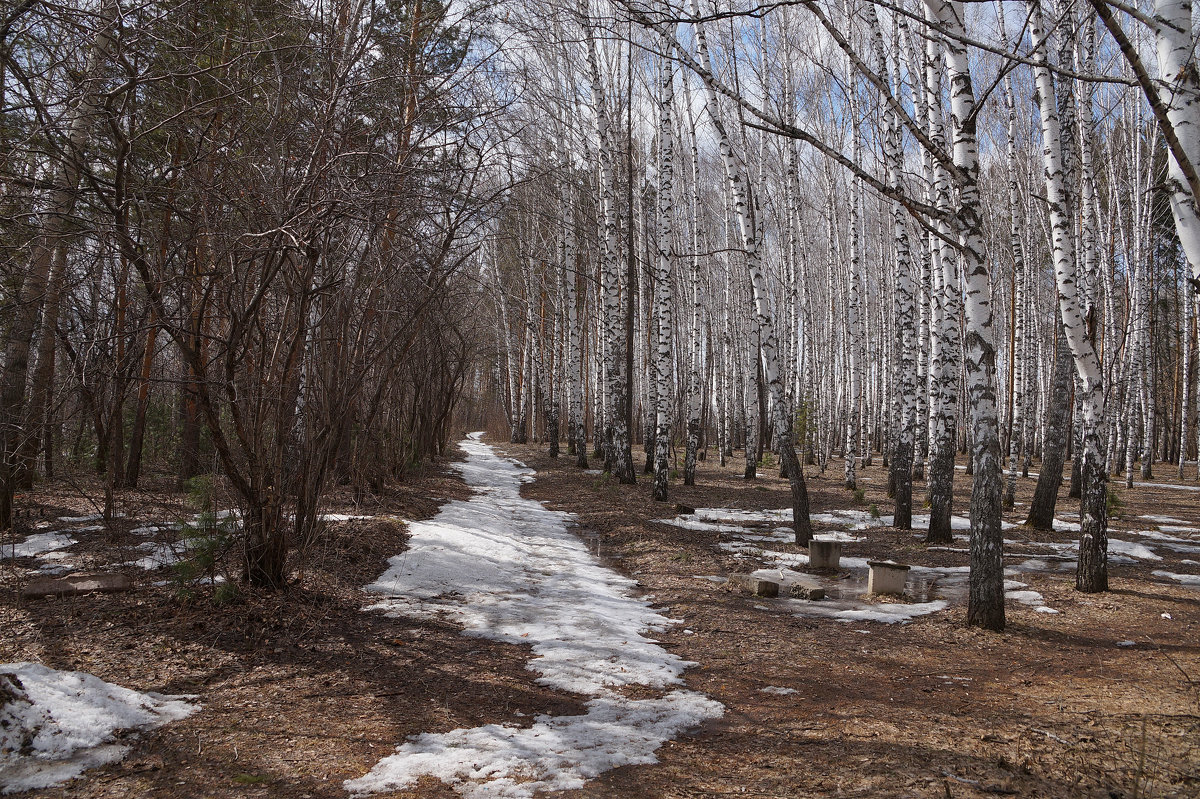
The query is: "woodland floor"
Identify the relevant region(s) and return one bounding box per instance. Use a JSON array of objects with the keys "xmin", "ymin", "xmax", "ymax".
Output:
[{"xmin": 1, "ymin": 439, "xmax": 1198, "ymax": 799}]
